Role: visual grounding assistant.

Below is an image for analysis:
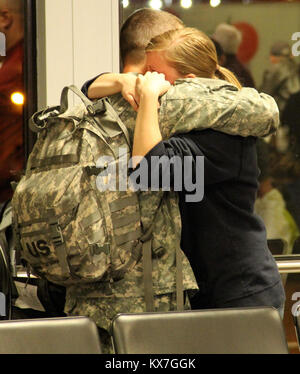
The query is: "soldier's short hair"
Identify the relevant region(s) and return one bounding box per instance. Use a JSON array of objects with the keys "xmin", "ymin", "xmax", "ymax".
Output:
[{"xmin": 120, "ymin": 8, "xmax": 183, "ymax": 65}]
